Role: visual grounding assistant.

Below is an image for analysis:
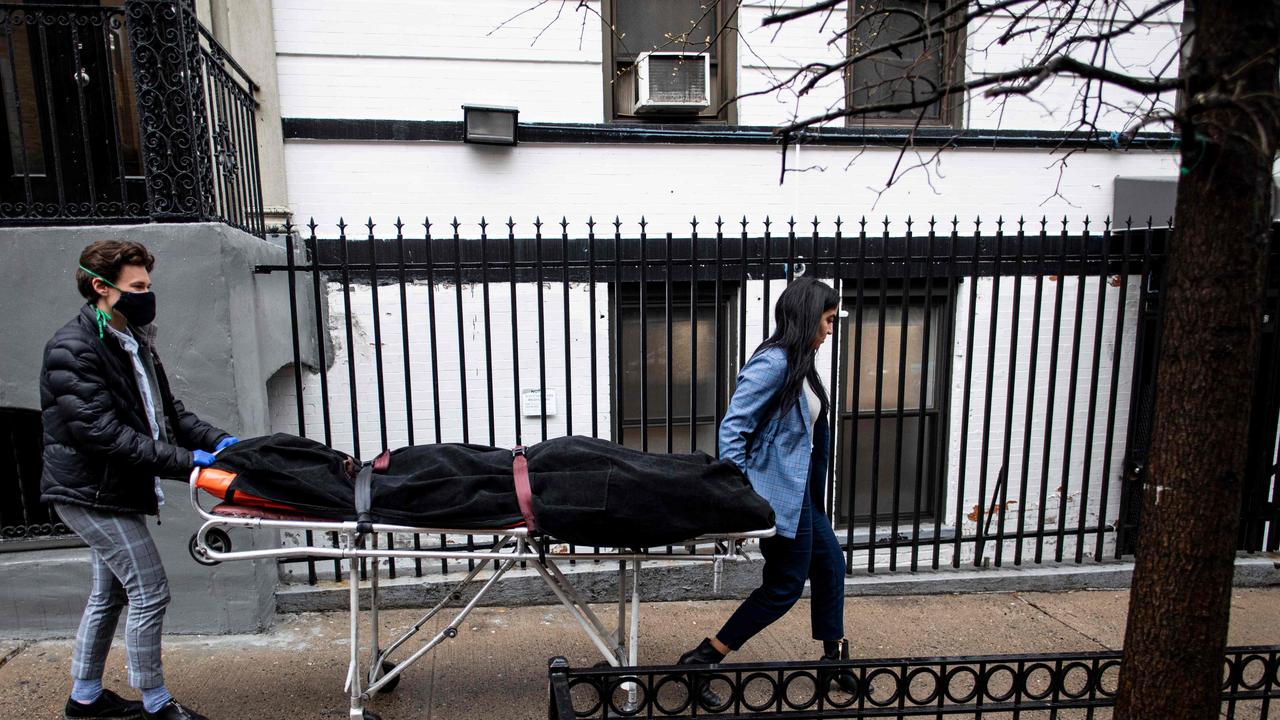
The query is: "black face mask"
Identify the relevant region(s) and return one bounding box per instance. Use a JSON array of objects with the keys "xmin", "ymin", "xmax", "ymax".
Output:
[{"xmin": 112, "ymin": 290, "xmax": 157, "ymax": 326}]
